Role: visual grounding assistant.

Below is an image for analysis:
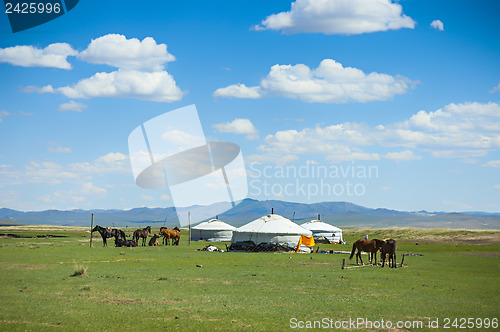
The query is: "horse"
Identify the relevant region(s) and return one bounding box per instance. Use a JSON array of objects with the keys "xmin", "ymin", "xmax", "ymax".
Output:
[
  {"xmin": 349, "ymin": 239, "xmax": 385, "ymax": 265},
  {"xmin": 380, "ymin": 239, "xmax": 397, "ymax": 268},
  {"xmin": 91, "ymin": 225, "xmax": 126, "ymax": 247},
  {"xmin": 133, "ymin": 226, "xmax": 151, "ymax": 246},
  {"xmin": 149, "ymin": 233, "xmax": 160, "ymax": 246},
  {"xmin": 159, "ymin": 227, "xmax": 181, "ymax": 245}
]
